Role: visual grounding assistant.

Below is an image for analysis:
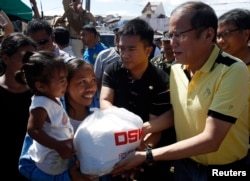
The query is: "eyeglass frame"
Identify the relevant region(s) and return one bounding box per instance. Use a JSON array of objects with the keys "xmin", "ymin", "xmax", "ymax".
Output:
[
  {"xmin": 166, "ymin": 27, "xmax": 201, "ymax": 40},
  {"xmin": 35, "ymin": 35, "xmax": 51, "ymax": 46},
  {"xmin": 216, "ymin": 29, "xmax": 241, "ymax": 40}
]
